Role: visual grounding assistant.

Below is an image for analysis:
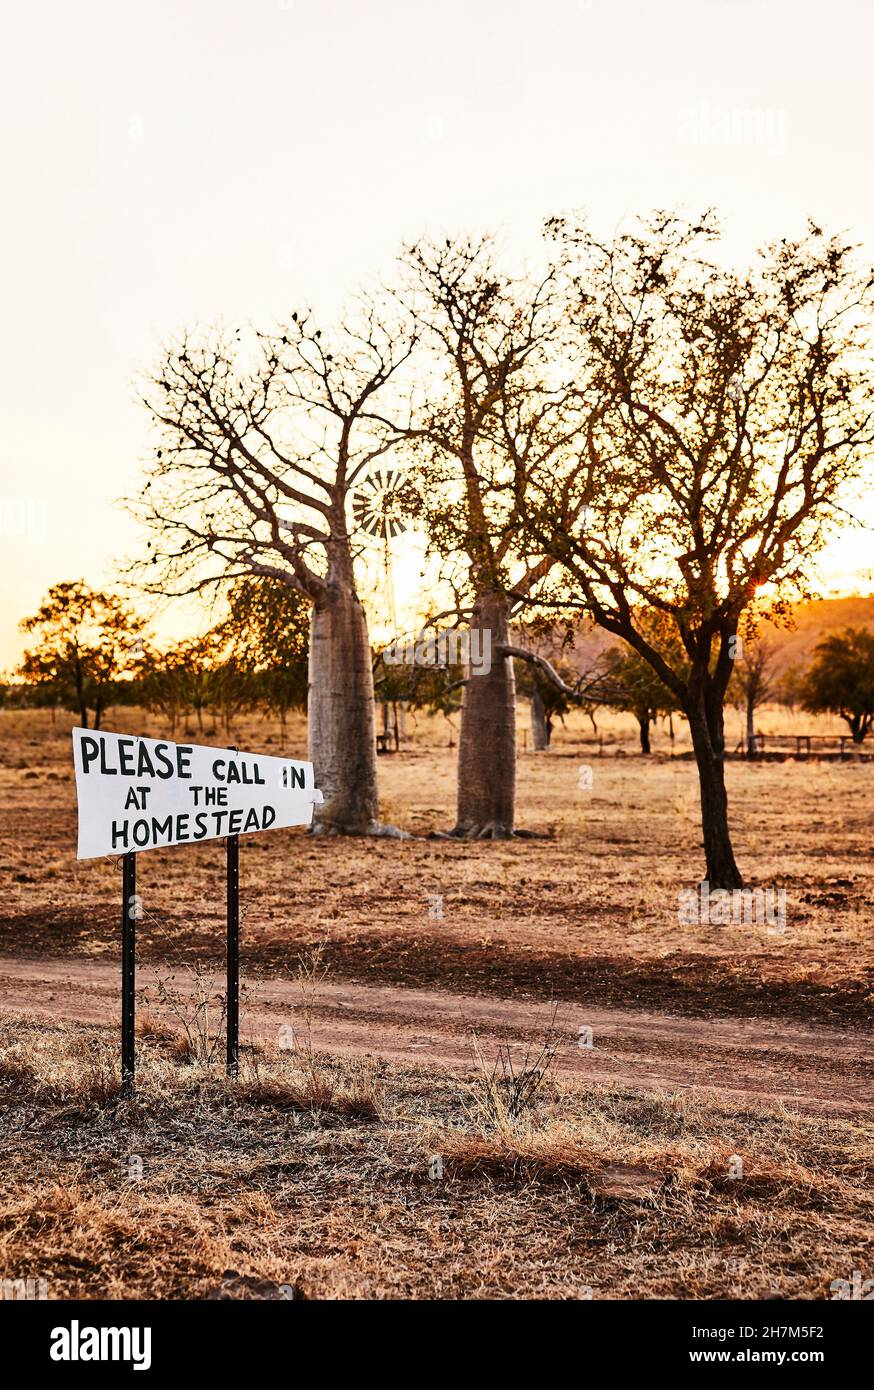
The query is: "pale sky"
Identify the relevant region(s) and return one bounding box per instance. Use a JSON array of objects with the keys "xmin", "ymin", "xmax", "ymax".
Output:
[{"xmin": 2, "ymin": 0, "xmax": 873, "ymax": 666}]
